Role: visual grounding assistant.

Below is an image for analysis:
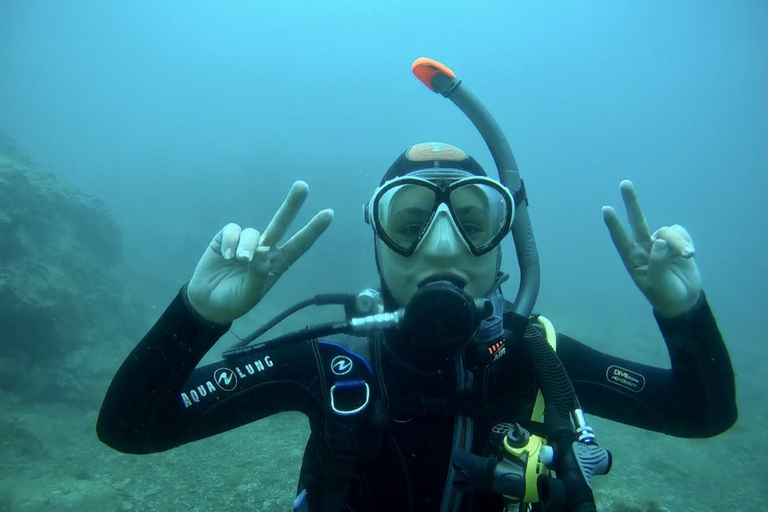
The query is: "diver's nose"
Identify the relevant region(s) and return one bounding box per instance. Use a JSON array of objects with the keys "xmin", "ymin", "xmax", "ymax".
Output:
[{"xmin": 418, "ymin": 204, "xmax": 465, "ymax": 258}]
